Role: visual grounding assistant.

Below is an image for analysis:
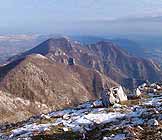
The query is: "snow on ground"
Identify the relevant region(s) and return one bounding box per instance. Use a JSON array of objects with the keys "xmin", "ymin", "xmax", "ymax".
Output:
[
  {"xmin": 143, "ymin": 96, "xmax": 162, "ymax": 107},
  {"xmin": 8, "ymin": 107, "xmax": 125, "ymax": 138},
  {"xmin": 84, "ymin": 112, "xmax": 125, "ymax": 124},
  {"xmin": 1, "ymin": 93, "xmax": 162, "ymax": 140},
  {"xmin": 103, "ymin": 133, "xmax": 126, "ymax": 140}
]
